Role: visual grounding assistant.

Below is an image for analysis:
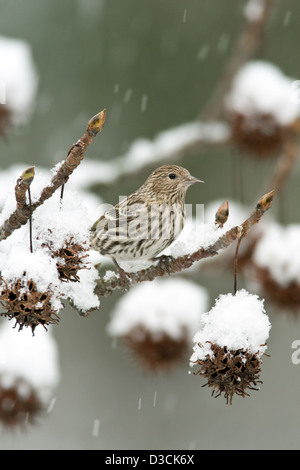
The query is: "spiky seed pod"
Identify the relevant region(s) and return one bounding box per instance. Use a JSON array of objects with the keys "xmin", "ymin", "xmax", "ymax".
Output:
[
  {"xmin": 190, "ymin": 290, "xmax": 271, "ymax": 404},
  {"xmin": 0, "ymin": 278, "xmax": 60, "ymax": 332},
  {"xmin": 249, "ymin": 223, "xmax": 300, "ymax": 313},
  {"xmin": 193, "ymin": 342, "xmax": 263, "ymax": 405},
  {"xmin": 0, "ymin": 376, "xmax": 43, "ymax": 428},
  {"xmin": 228, "ymin": 111, "xmax": 299, "ymax": 159},
  {"xmin": 124, "ymin": 325, "xmax": 189, "ymax": 373},
  {"xmin": 225, "ymin": 61, "xmax": 300, "ymax": 159},
  {"xmin": 40, "ymin": 232, "xmax": 89, "ymax": 282},
  {"xmin": 252, "ymin": 266, "xmax": 300, "ymax": 312},
  {"xmin": 50, "ymin": 237, "xmax": 89, "ymax": 283}
]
